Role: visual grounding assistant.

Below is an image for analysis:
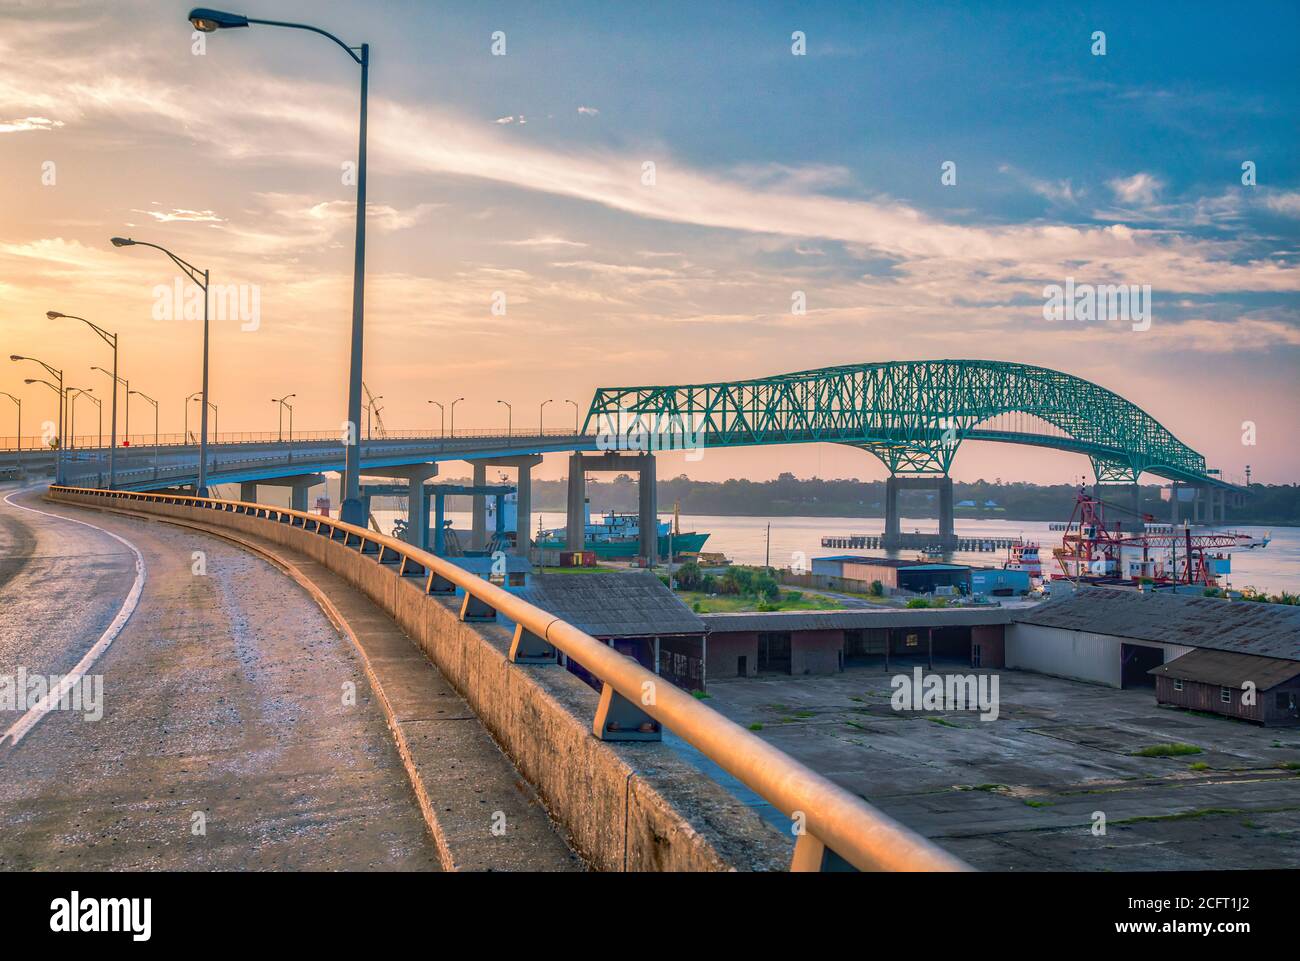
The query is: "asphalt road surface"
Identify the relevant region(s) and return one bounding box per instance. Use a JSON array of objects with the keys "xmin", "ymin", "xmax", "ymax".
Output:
[{"xmin": 0, "ymin": 483, "xmax": 441, "ymax": 870}]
